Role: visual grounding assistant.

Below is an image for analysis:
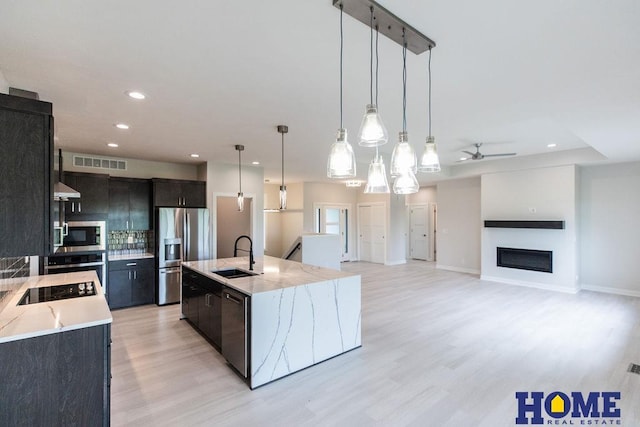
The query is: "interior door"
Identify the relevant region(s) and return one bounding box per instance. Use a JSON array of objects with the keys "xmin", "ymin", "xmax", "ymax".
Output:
[
  {"xmin": 358, "ymin": 204, "xmax": 385, "ymax": 264},
  {"xmin": 316, "ymin": 205, "xmax": 350, "ymax": 261},
  {"xmin": 410, "ymin": 205, "xmax": 428, "ymax": 260}
]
